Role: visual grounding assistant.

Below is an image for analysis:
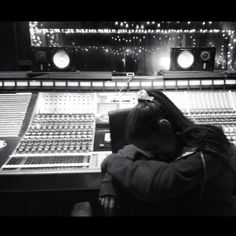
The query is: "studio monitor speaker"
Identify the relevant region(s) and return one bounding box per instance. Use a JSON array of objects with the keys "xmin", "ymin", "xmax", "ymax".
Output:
[
  {"xmin": 31, "ymin": 47, "xmax": 76, "ymax": 72},
  {"xmin": 170, "ymin": 47, "xmax": 216, "ymax": 71}
]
